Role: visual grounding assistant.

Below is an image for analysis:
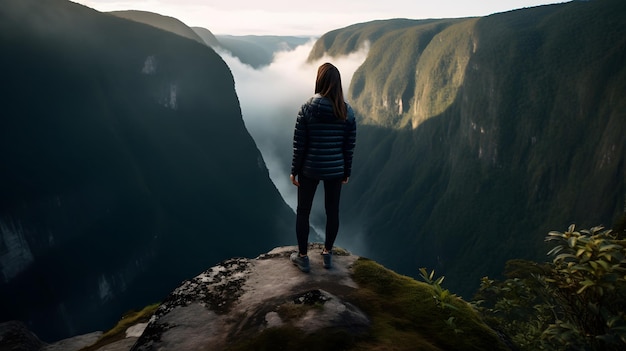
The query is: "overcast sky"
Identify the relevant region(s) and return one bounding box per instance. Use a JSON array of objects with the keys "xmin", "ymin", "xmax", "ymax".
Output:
[{"xmin": 73, "ymin": 0, "xmax": 567, "ymax": 36}]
